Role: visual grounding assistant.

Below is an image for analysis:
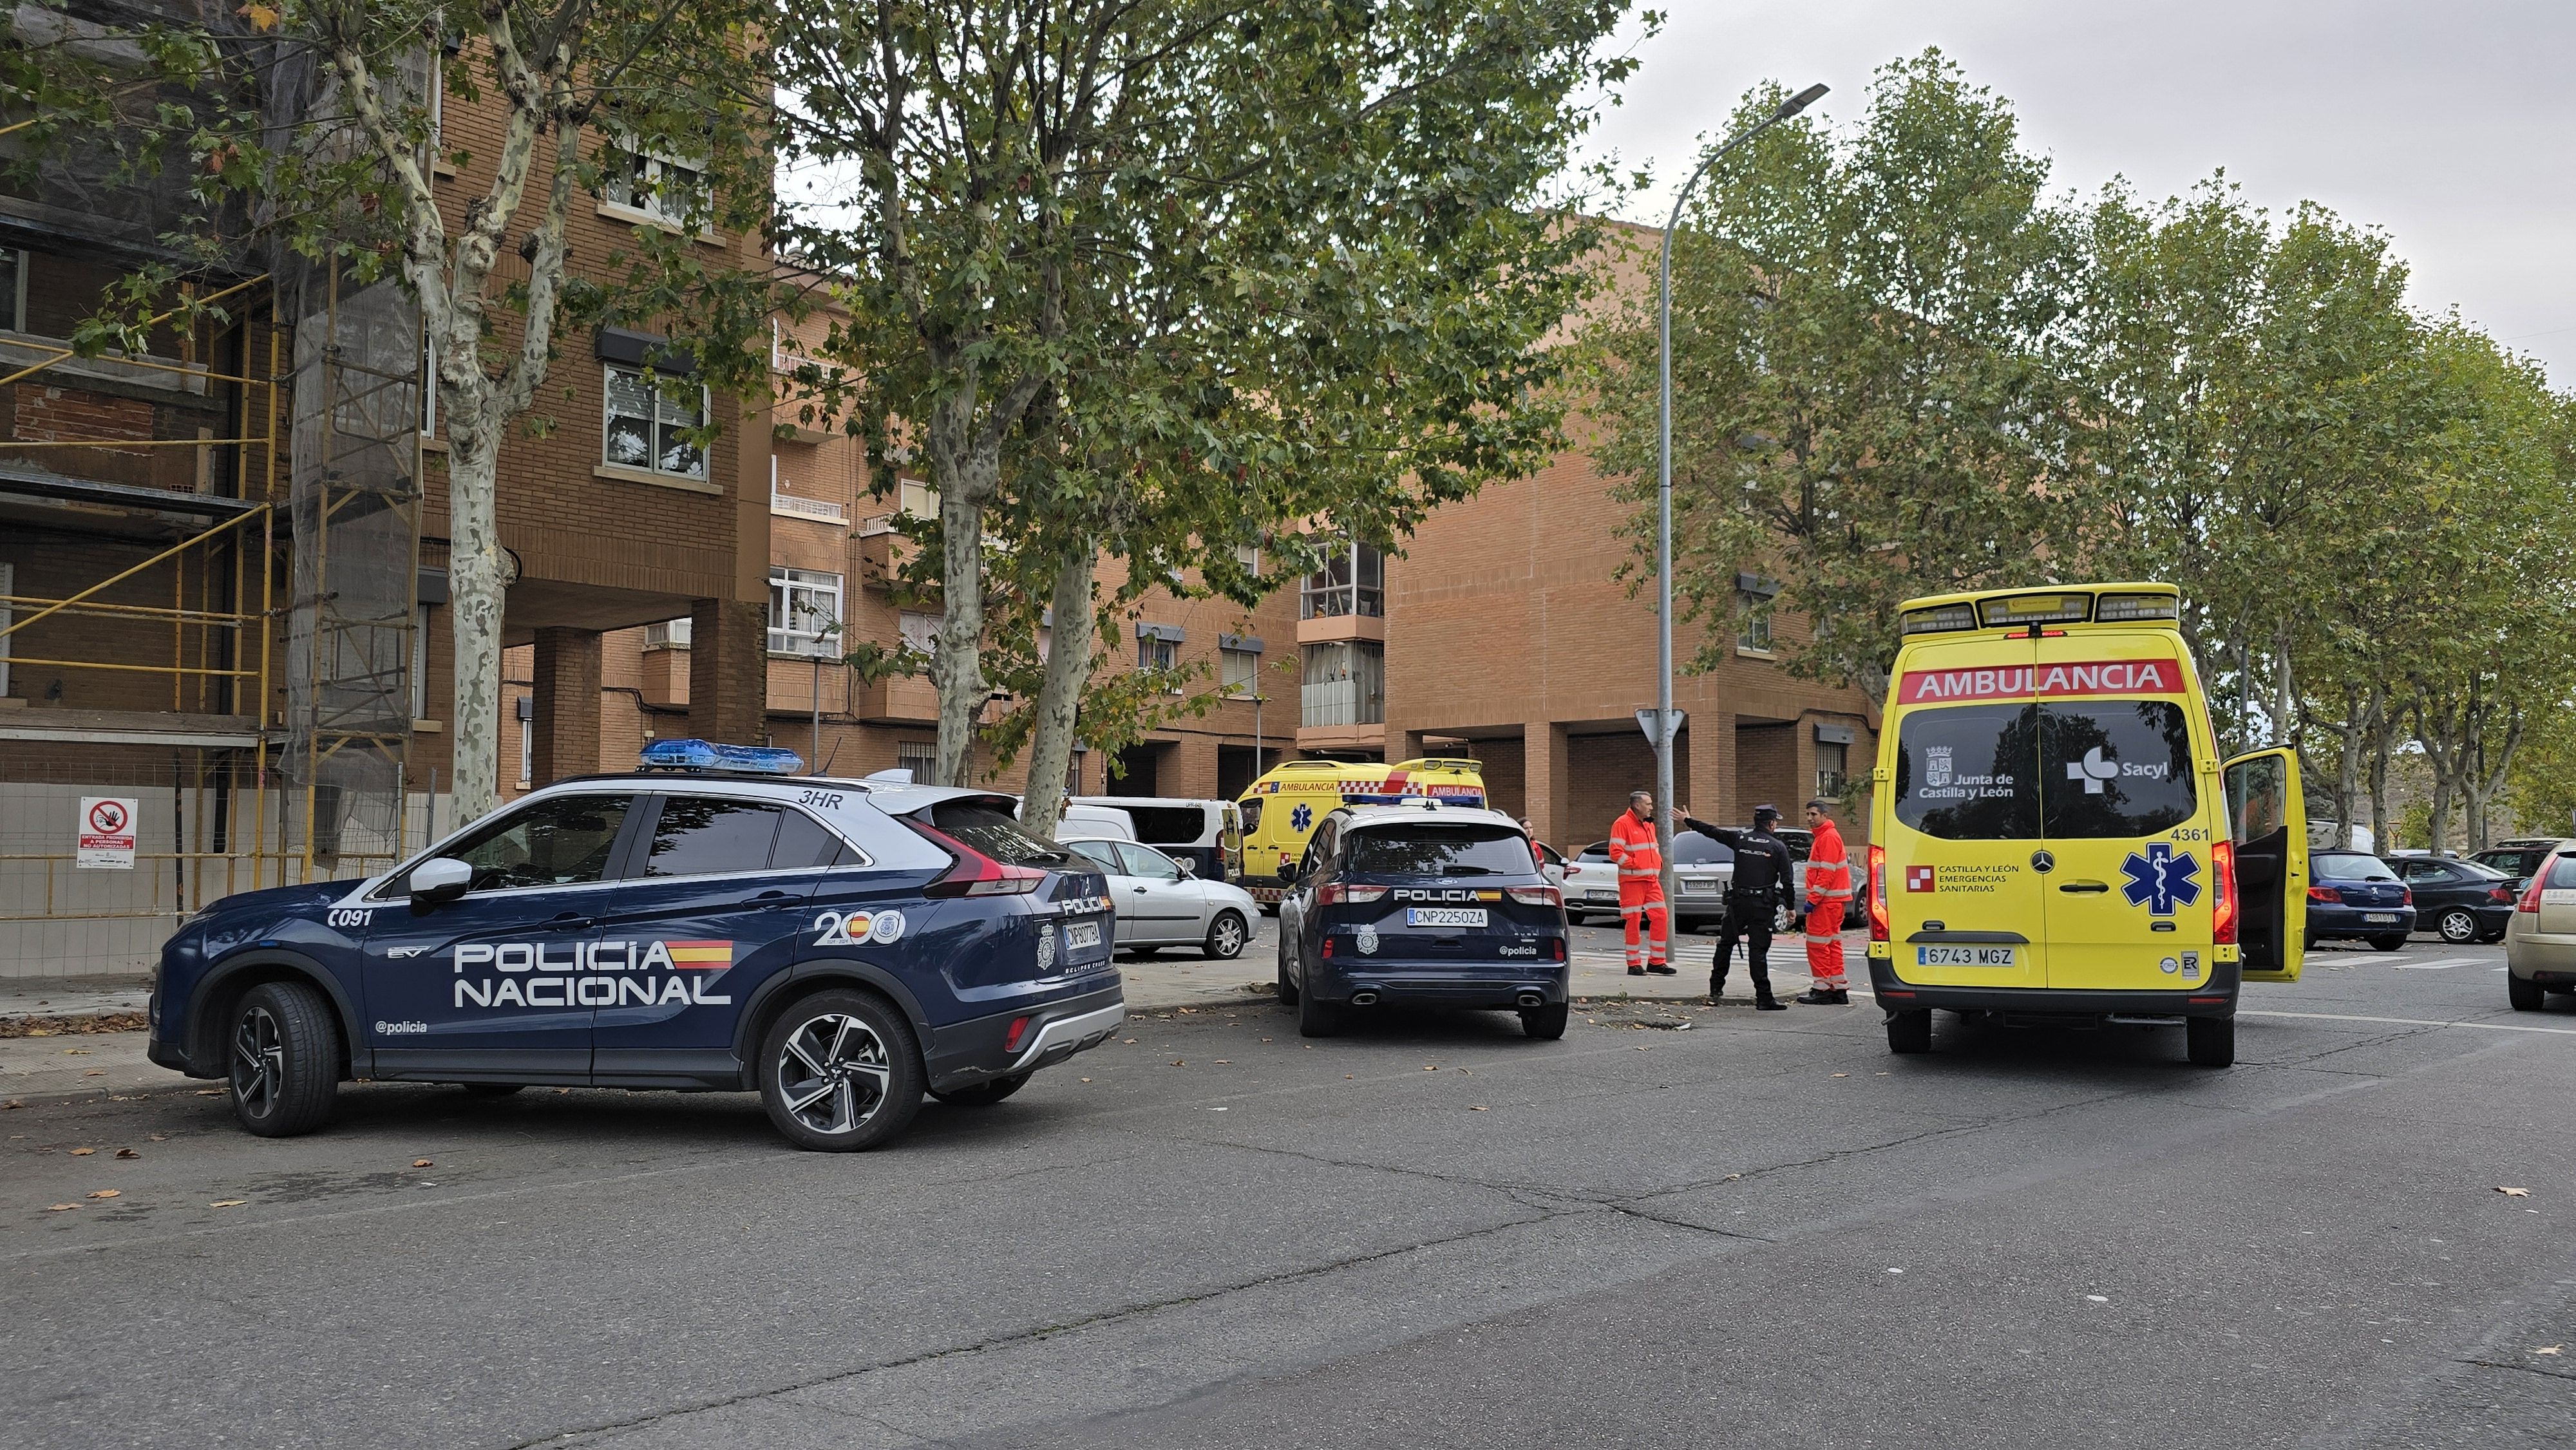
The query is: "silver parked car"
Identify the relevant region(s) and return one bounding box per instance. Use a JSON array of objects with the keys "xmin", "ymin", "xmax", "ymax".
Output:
[
  {"xmin": 1058, "ymin": 836, "xmax": 1260, "ymax": 959},
  {"xmin": 1563, "ymin": 835, "xmax": 1736, "ymax": 927}
]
